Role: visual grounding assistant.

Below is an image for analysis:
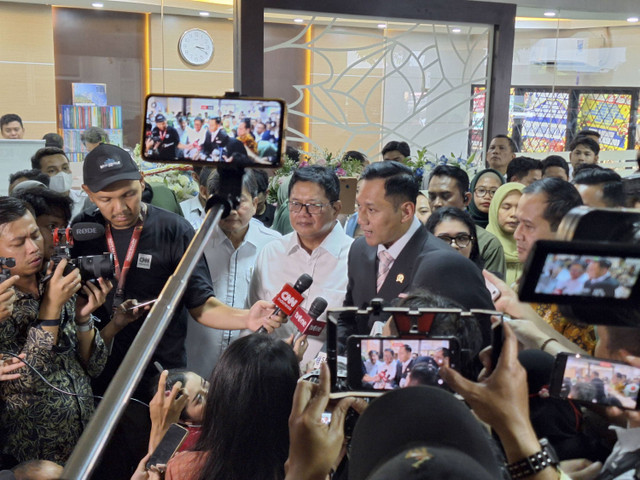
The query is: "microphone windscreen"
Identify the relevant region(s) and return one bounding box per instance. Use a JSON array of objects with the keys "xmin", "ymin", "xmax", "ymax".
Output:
[
  {"xmin": 71, "ymin": 222, "xmax": 106, "ymax": 241},
  {"xmin": 308, "ymin": 297, "xmax": 328, "ymax": 319},
  {"xmin": 293, "ymin": 273, "xmax": 313, "ymax": 293}
]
